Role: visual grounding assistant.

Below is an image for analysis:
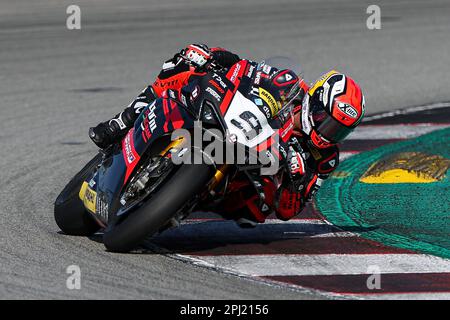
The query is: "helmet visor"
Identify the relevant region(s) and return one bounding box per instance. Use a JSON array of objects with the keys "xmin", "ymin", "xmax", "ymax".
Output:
[{"xmin": 310, "ymin": 103, "xmax": 354, "ymax": 143}]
